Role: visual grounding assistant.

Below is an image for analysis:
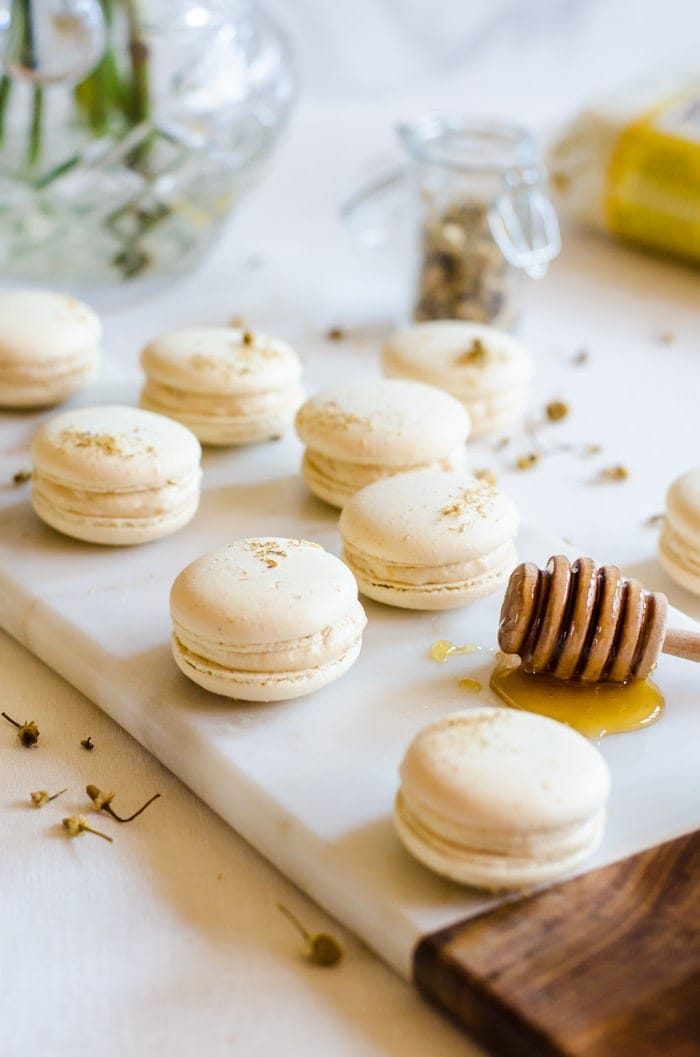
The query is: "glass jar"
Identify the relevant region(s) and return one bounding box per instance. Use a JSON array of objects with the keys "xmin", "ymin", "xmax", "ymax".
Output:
[
  {"xmin": 344, "ymin": 114, "xmax": 560, "ymax": 329},
  {"xmin": 0, "ymin": 0, "xmax": 295, "ymax": 284}
]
